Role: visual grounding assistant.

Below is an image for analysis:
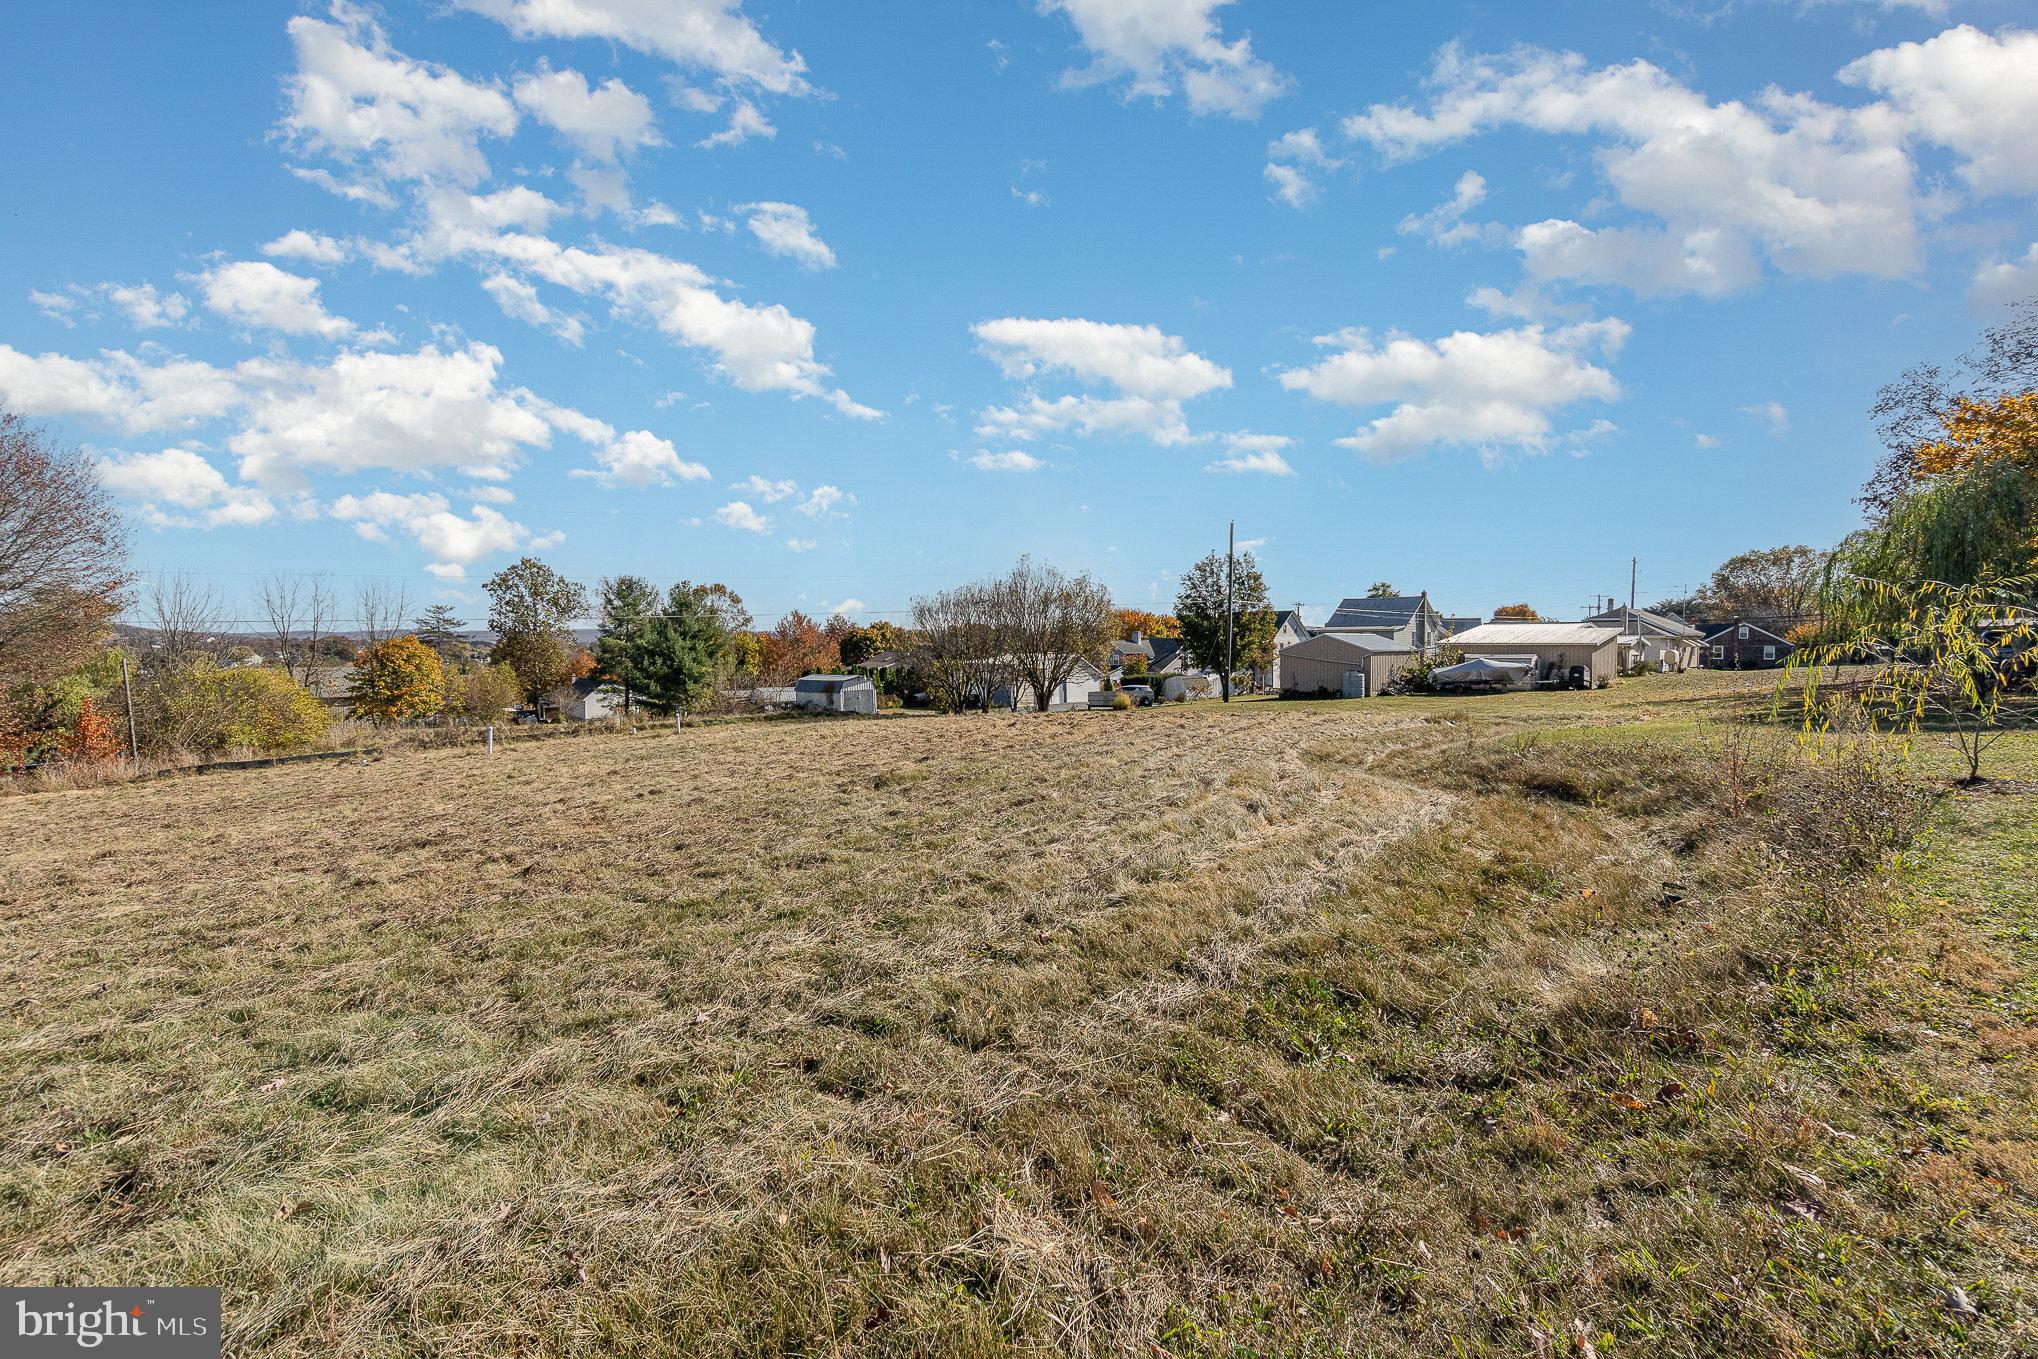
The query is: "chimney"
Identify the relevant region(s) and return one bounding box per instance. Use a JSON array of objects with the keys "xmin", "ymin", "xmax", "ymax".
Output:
[{"xmin": 1130, "ymin": 629, "xmax": 1144, "ymax": 644}]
